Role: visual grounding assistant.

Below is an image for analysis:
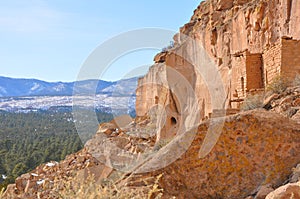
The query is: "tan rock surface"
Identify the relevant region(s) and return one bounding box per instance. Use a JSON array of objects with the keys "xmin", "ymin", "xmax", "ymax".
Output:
[
  {"xmin": 4, "ymin": 96, "xmax": 300, "ymax": 199},
  {"xmin": 3, "ymin": 0, "xmax": 300, "ymax": 198},
  {"xmin": 255, "ymin": 184, "xmax": 274, "ymax": 199},
  {"xmin": 125, "ymin": 110, "xmax": 300, "ymax": 198},
  {"xmin": 136, "ymin": 0, "xmax": 300, "ymax": 141},
  {"xmin": 264, "ymin": 86, "xmax": 300, "ymax": 121},
  {"xmin": 2, "ymin": 149, "xmax": 109, "ymax": 198},
  {"xmin": 266, "ymin": 183, "xmax": 300, "ymax": 199}
]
